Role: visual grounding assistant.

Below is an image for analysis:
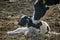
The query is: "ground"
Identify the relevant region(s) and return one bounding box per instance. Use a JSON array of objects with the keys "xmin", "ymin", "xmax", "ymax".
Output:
[{"xmin": 0, "ymin": 0, "xmax": 60, "ymax": 40}]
